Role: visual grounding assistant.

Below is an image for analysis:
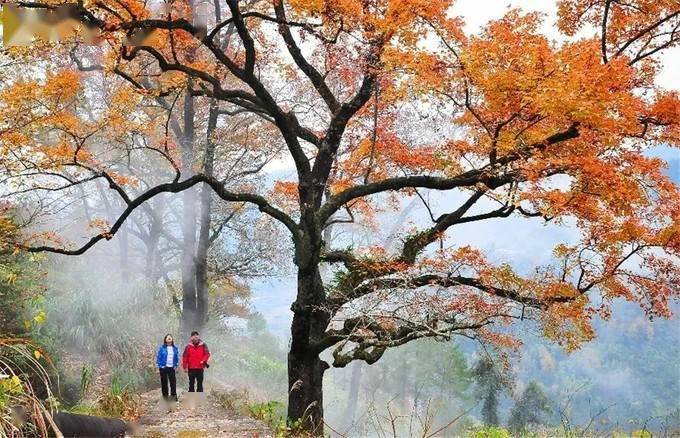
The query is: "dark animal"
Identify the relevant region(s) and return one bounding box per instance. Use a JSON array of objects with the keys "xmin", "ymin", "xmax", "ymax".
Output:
[{"xmin": 53, "ymin": 412, "xmax": 131, "ymax": 437}]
